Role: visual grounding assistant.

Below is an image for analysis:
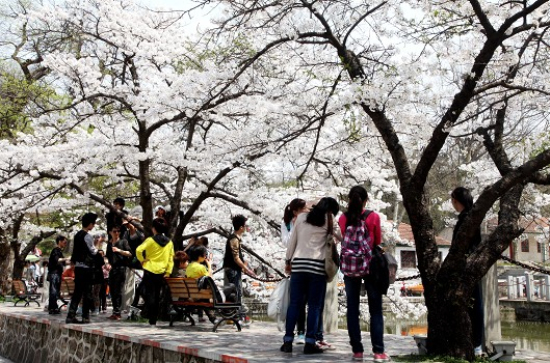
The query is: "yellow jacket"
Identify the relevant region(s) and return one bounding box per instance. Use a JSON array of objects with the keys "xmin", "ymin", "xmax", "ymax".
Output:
[{"xmin": 136, "ymin": 234, "xmax": 174, "ymax": 276}]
